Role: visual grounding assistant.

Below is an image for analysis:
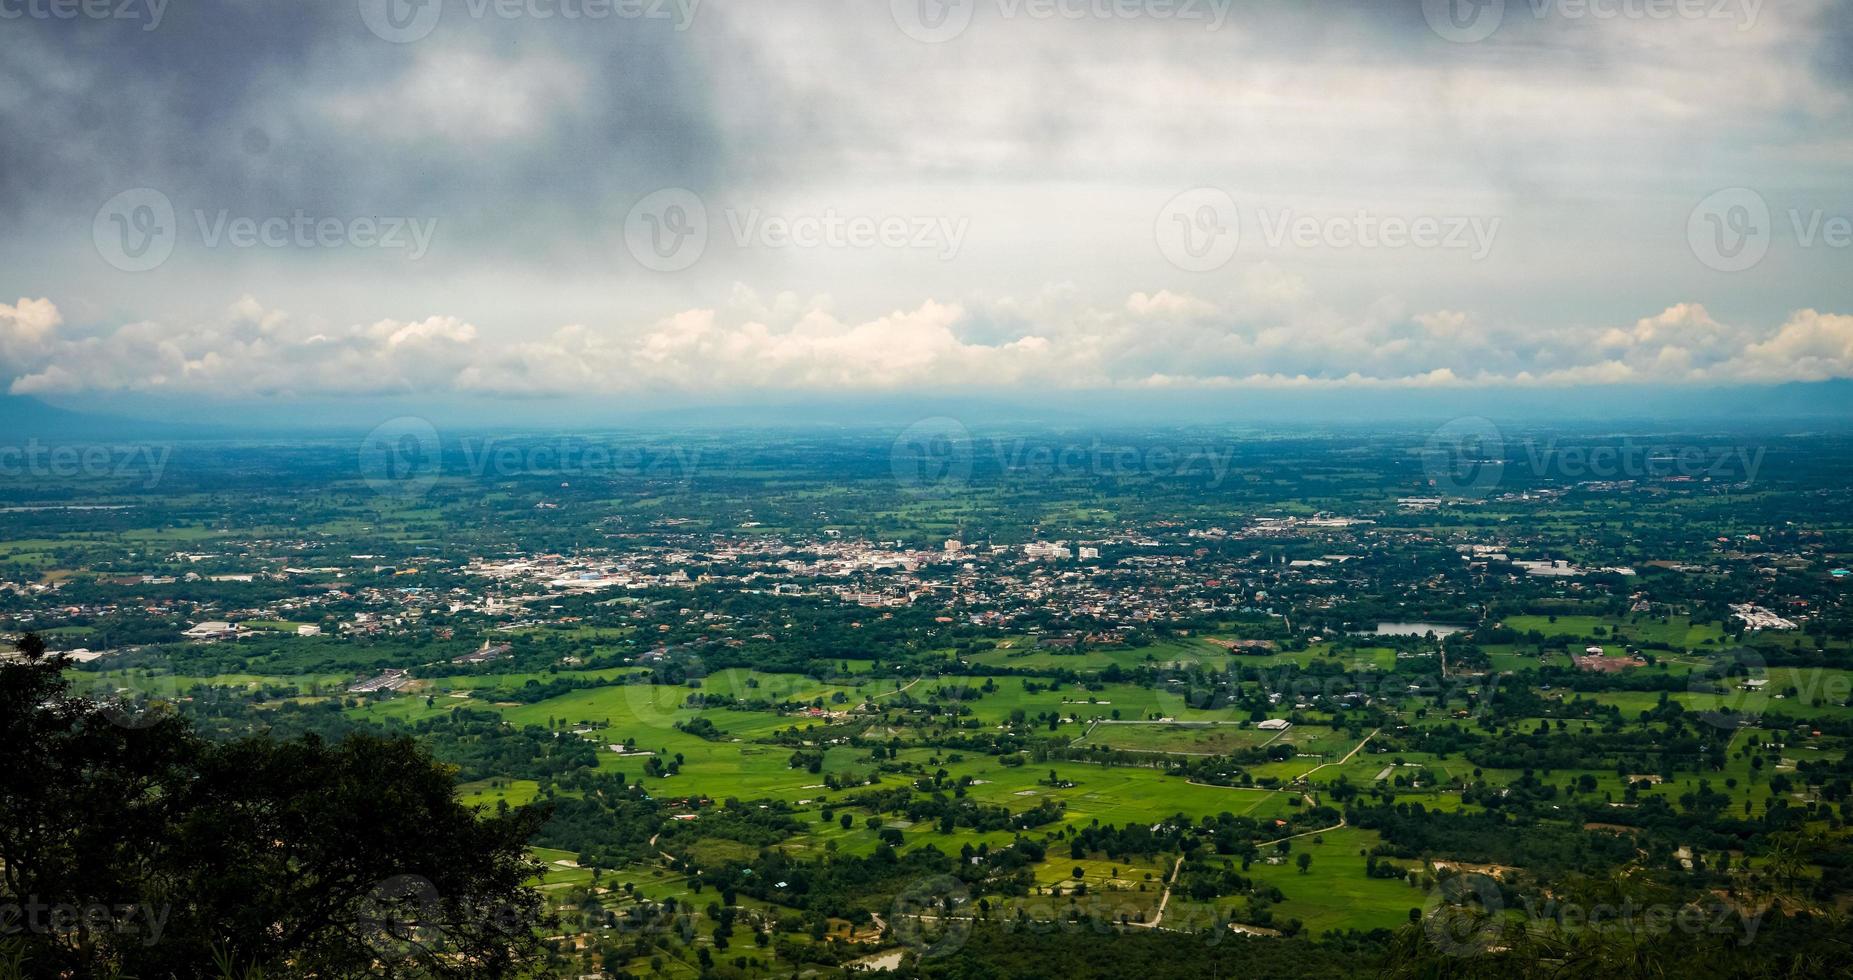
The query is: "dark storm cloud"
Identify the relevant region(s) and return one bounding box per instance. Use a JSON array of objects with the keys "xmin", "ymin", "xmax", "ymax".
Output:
[
  {"xmin": 1, "ymin": 0, "xmax": 1821, "ymax": 251},
  {"xmin": 4, "ymin": 0, "xmax": 1852, "ymax": 403},
  {"xmin": 0, "ymin": 0, "xmax": 1522, "ymax": 231},
  {"xmin": 1813, "ymin": 0, "xmax": 1853, "ymax": 83},
  {"xmin": 0, "ymin": 0, "xmax": 728, "ymax": 253}
]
